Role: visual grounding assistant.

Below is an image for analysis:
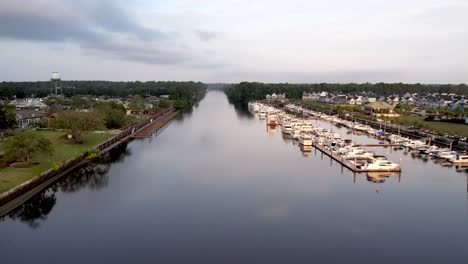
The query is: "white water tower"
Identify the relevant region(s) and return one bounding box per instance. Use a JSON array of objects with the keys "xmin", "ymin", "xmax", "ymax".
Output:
[{"xmin": 51, "ymin": 72, "xmax": 63, "ymax": 96}]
